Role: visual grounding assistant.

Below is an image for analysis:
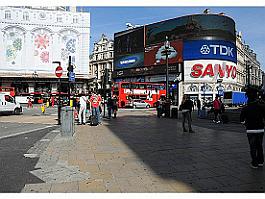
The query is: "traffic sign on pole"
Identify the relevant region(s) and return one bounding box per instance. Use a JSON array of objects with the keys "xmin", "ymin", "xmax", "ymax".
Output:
[
  {"xmin": 55, "ymin": 66, "xmax": 63, "ymax": 78},
  {"xmin": 69, "ymin": 72, "xmax": 75, "ymax": 82}
]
